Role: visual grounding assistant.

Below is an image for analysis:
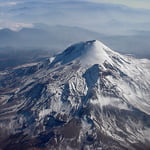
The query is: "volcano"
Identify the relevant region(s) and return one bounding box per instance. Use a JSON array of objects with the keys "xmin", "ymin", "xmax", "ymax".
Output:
[{"xmin": 0, "ymin": 40, "xmax": 150, "ymax": 150}]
